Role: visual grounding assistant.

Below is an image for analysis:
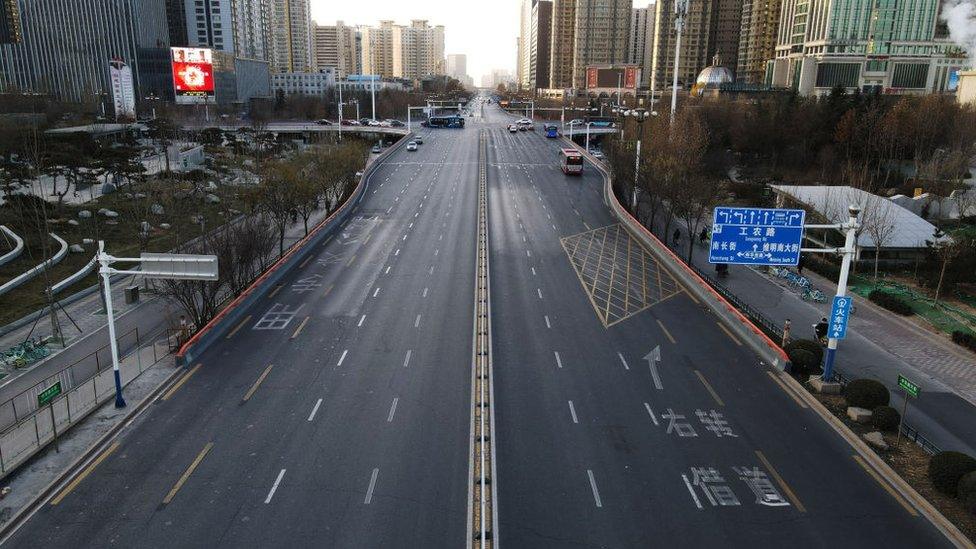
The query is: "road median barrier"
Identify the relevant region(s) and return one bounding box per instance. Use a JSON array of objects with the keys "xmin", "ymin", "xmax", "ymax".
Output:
[{"xmin": 177, "ymin": 134, "xmax": 410, "ymax": 367}]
